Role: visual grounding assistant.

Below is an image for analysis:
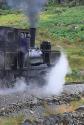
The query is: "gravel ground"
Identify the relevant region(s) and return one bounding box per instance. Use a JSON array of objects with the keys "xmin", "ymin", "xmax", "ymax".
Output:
[
  {"xmin": 0, "ymin": 83, "xmax": 84, "ymax": 118},
  {"xmin": 0, "ymin": 83, "xmax": 84, "ymax": 108},
  {"xmin": 64, "ymin": 83, "xmax": 84, "ymax": 94}
]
